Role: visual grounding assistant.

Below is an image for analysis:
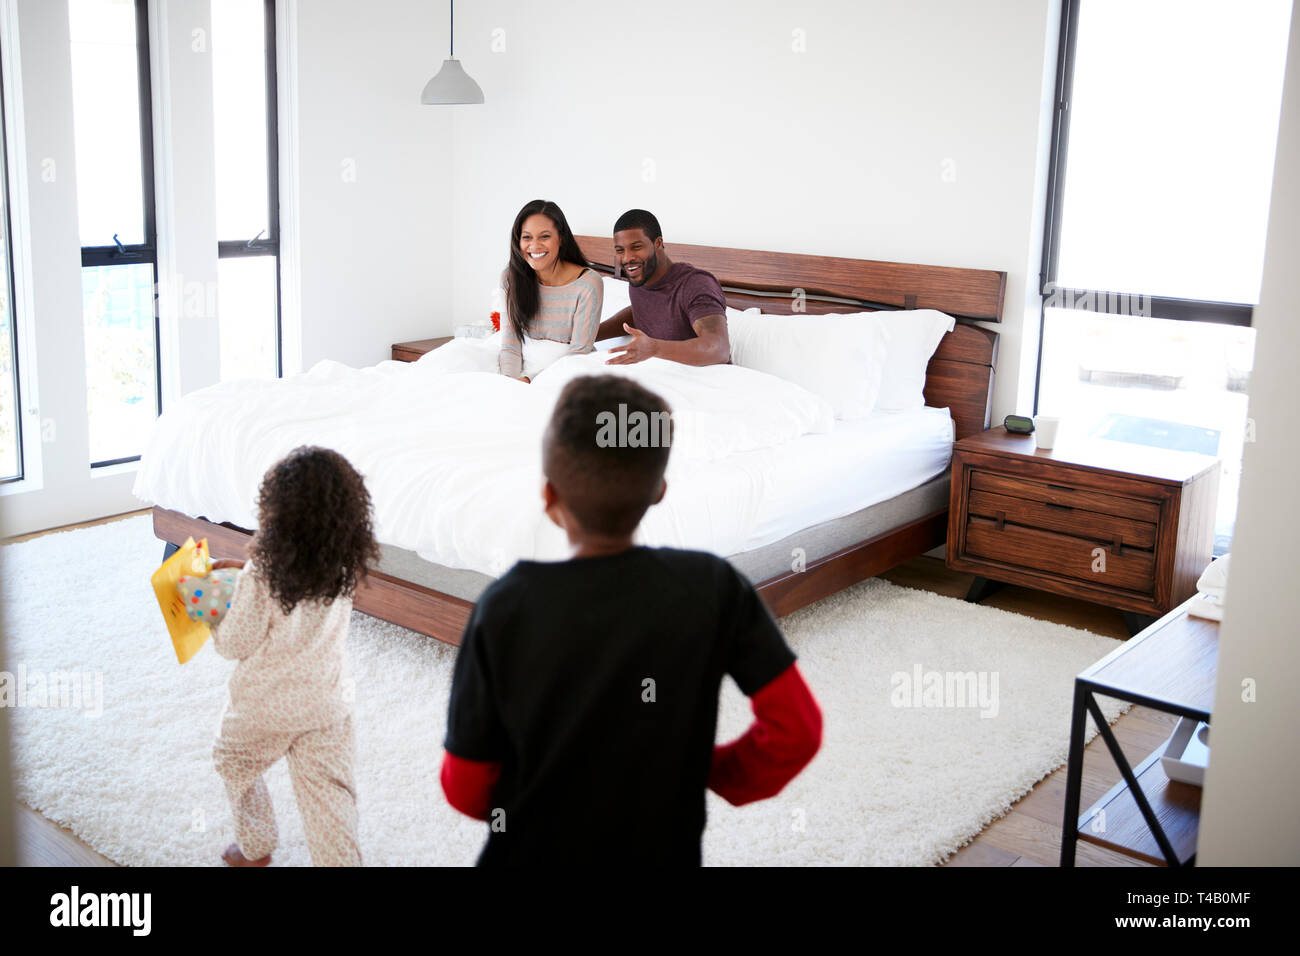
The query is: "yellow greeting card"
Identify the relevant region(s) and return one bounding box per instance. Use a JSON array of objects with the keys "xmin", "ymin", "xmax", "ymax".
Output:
[{"xmin": 151, "ymin": 537, "xmax": 212, "ymax": 664}]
